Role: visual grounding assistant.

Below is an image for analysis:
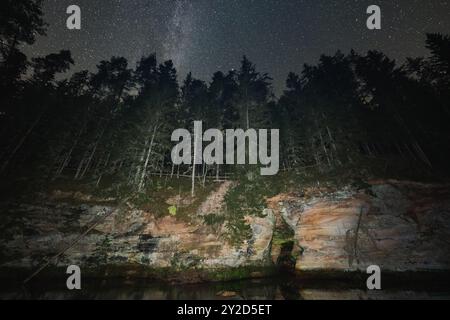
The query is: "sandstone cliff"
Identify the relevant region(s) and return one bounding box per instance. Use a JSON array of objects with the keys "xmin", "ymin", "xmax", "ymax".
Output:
[
  {"xmin": 1, "ymin": 180, "xmax": 449, "ymax": 282},
  {"xmin": 269, "ymin": 180, "xmax": 450, "ymax": 273}
]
